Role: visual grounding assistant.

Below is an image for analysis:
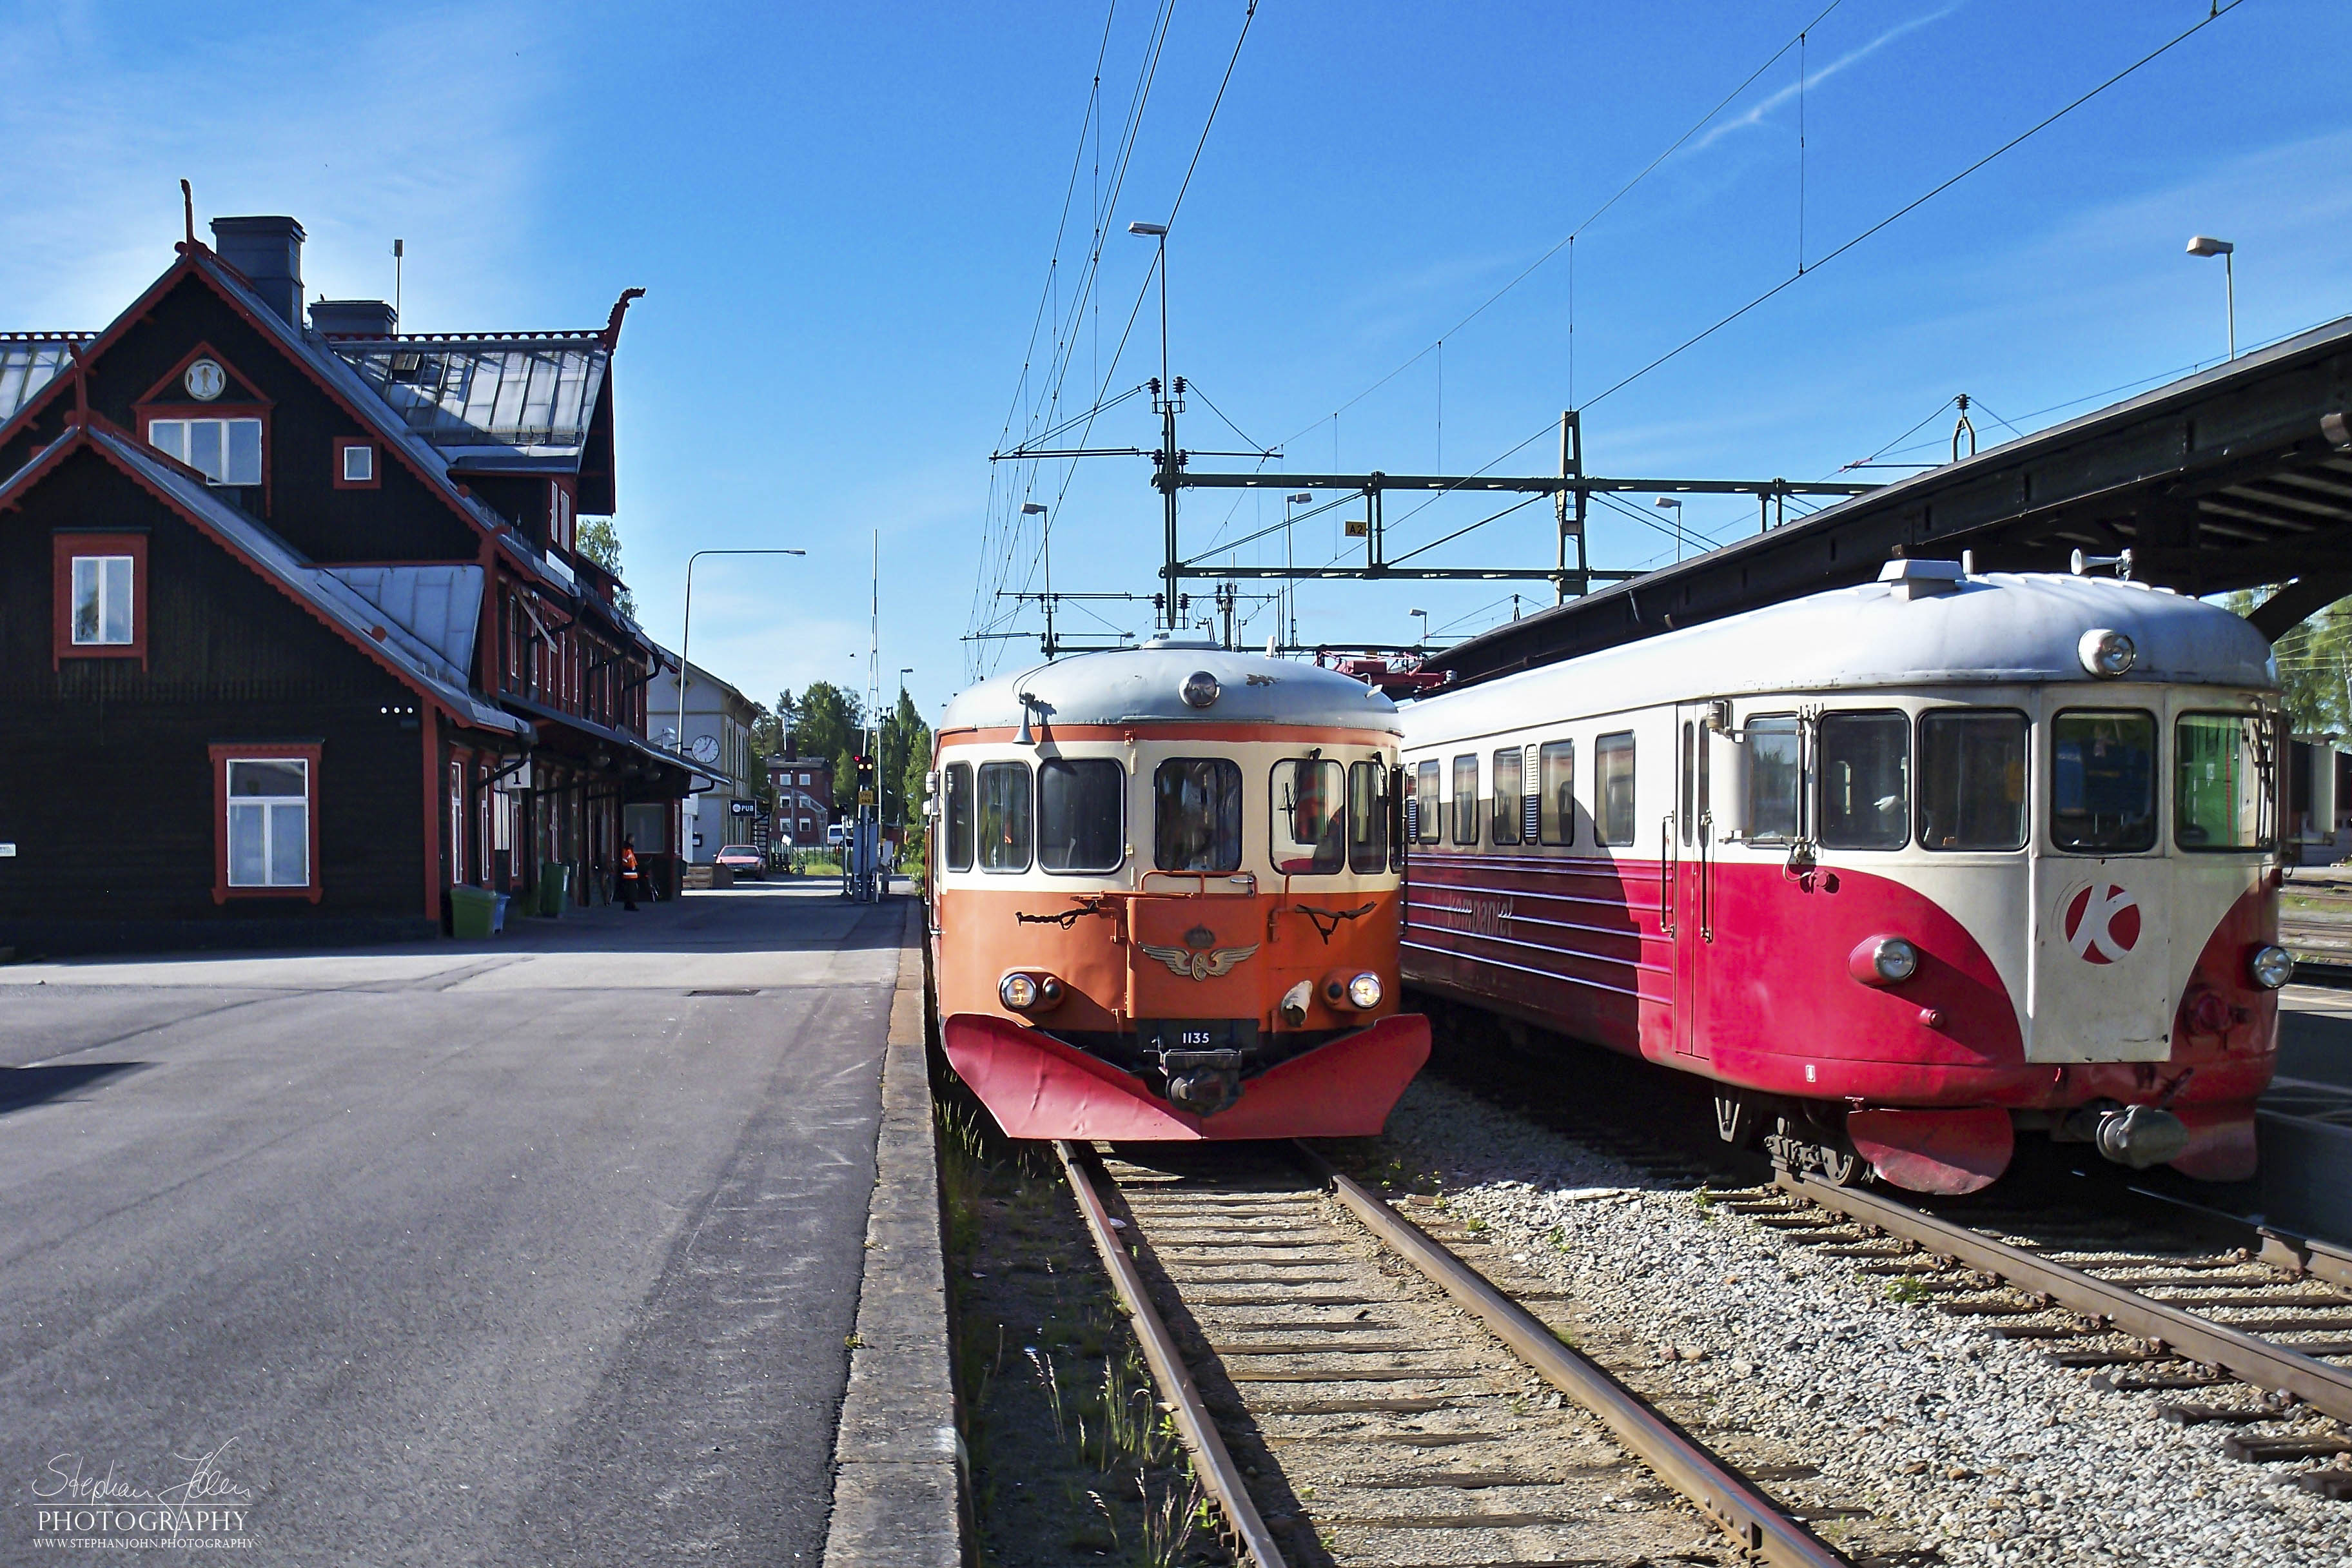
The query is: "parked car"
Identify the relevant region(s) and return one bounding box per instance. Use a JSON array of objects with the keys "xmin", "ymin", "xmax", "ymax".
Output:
[{"xmin": 713, "ymin": 844, "xmax": 766, "ymax": 881}]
